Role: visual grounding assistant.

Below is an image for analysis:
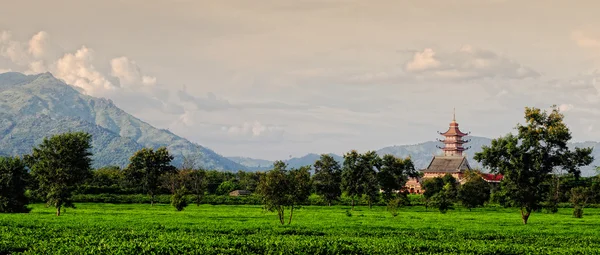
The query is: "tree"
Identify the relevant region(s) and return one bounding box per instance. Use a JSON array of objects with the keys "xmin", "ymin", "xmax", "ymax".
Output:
[
  {"xmin": 256, "ymin": 161, "xmax": 311, "ymax": 225},
  {"xmin": 458, "ymin": 170, "xmax": 491, "ymax": 210},
  {"xmin": 124, "ymin": 147, "xmax": 176, "ymax": 206},
  {"xmin": 171, "ymin": 185, "xmax": 188, "ymax": 211},
  {"xmin": 216, "ymin": 180, "xmax": 240, "ymax": 195},
  {"xmin": 474, "ymin": 106, "xmax": 594, "ymax": 224},
  {"xmin": 422, "ymin": 177, "xmax": 444, "ymax": 211},
  {"xmin": 342, "ymin": 150, "xmax": 363, "ymax": 210},
  {"xmin": 313, "ymin": 154, "xmax": 342, "ymax": 206},
  {"xmin": 26, "ymin": 132, "xmax": 93, "ymax": 216},
  {"xmin": 183, "ymin": 169, "xmax": 207, "ymax": 206},
  {"xmin": 378, "ymin": 154, "xmax": 418, "ymax": 202},
  {"xmin": 570, "ymin": 186, "xmax": 592, "ymax": 218},
  {"xmin": 430, "ymin": 183, "xmax": 455, "ymax": 213},
  {"xmin": 0, "ymin": 156, "xmax": 30, "ymax": 213},
  {"xmin": 361, "ymin": 151, "xmax": 382, "ymax": 208}
]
